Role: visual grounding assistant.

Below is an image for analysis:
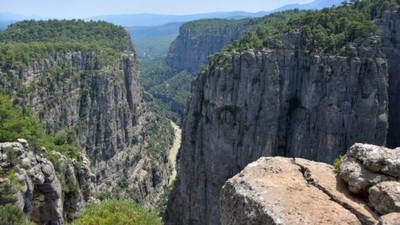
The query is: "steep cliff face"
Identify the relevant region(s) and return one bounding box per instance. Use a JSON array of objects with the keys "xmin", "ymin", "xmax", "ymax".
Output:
[
  {"xmin": 0, "ymin": 139, "xmax": 94, "ymax": 224},
  {"xmin": 375, "ymin": 6, "xmax": 400, "ymax": 148},
  {"xmin": 0, "ymin": 51, "xmax": 174, "ymax": 208},
  {"xmin": 0, "ymin": 21, "xmax": 175, "ymax": 209},
  {"xmin": 166, "ymin": 19, "xmax": 251, "ymax": 73},
  {"xmin": 165, "ymin": 33, "xmax": 388, "ymax": 225},
  {"xmin": 0, "ymin": 51, "xmax": 141, "ymax": 163}
]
